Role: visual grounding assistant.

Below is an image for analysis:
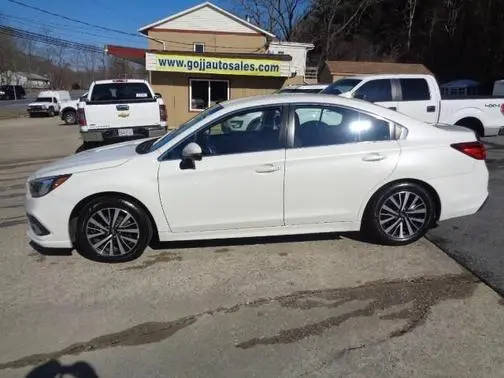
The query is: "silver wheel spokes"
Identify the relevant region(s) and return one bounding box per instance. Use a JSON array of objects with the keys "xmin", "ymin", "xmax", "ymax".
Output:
[
  {"xmin": 379, "ymin": 191, "xmax": 427, "ymax": 240},
  {"xmin": 86, "ymin": 208, "xmax": 140, "ymax": 256}
]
